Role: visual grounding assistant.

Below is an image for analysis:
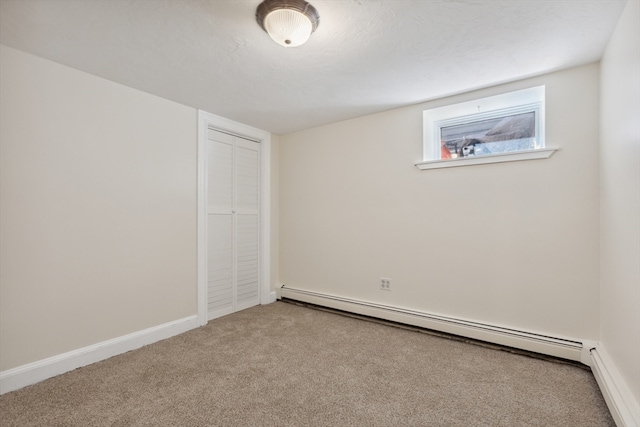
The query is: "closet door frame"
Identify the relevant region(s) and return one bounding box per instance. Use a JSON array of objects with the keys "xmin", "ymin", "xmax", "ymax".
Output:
[{"xmin": 197, "ymin": 110, "xmax": 272, "ymax": 325}]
